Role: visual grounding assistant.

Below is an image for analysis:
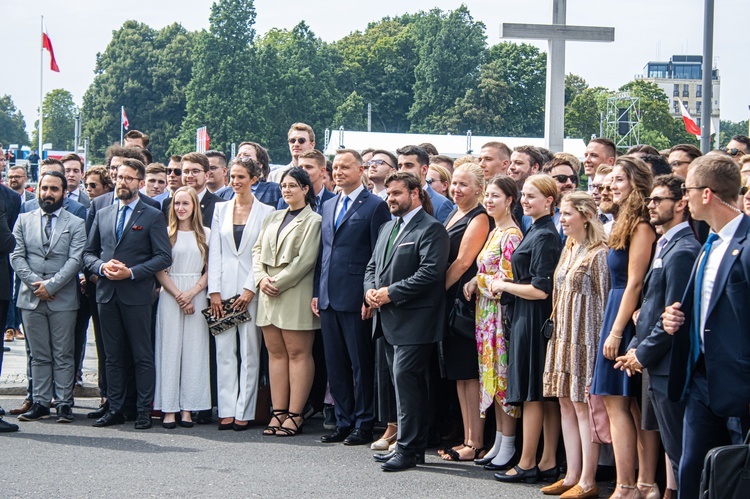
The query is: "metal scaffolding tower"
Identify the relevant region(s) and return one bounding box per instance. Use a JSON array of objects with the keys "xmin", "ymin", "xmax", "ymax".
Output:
[{"xmin": 605, "ymin": 92, "xmax": 641, "ymax": 150}]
